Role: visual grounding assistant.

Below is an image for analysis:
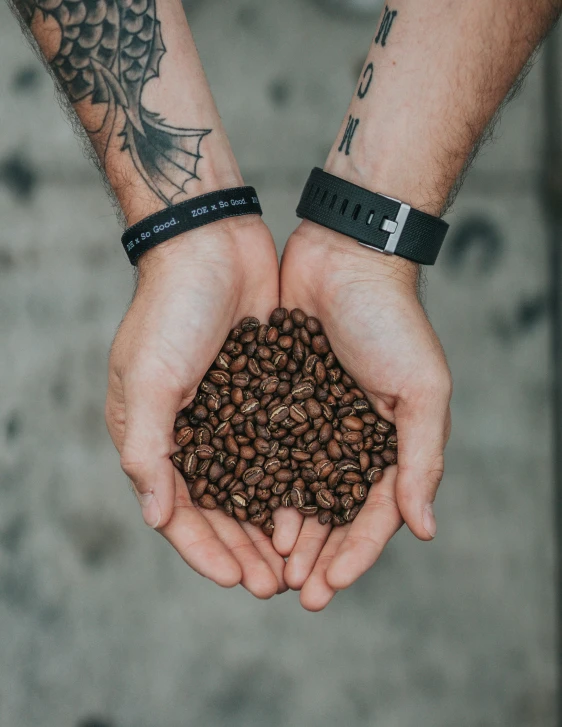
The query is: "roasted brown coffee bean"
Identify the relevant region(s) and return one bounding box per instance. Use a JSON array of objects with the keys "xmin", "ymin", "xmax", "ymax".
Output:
[
  {"xmin": 241, "ymin": 316, "xmax": 260, "ymax": 332},
  {"xmin": 262, "ymin": 519, "xmax": 275, "ymax": 537},
  {"xmin": 298, "ymin": 505, "xmax": 319, "ymax": 516},
  {"xmin": 291, "ymin": 308, "xmax": 307, "ymax": 327},
  {"xmin": 340, "ymin": 493, "xmax": 355, "ymax": 510},
  {"xmin": 269, "ymin": 308, "xmax": 287, "ymax": 326},
  {"xmin": 316, "ymin": 489, "xmax": 336, "ymax": 509},
  {"xmin": 231, "ymin": 491, "xmax": 250, "ymax": 508},
  {"xmin": 183, "ymin": 452, "xmax": 198, "ymax": 477},
  {"xmin": 352, "ymin": 483, "xmax": 368, "ymax": 502},
  {"xmin": 366, "ymin": 467, "xmax": 383, "ymax": 484},
  {"xmin": 290, "ymin": 488, "xmax": 305, "ymax": 509},
  {"xmin": 387, "ymin": 434, "xmax": 398, "ymax": 449},
  {"xmin": 208, "ymin": 461, "xmax": 225, "ymax": 482},
  {"xmin": 292, "ymin": 381, "xmax": 315, "ymax": 400},
  {"xmin": 198, "ymin": 493, "xmax": 217, "ymax": 510},
  {"xmin": 270, "ymin": 405, "xmax": 289, "ymax": 423},
  {"xmin": 195, "ymin": 444, "xmax": 214, "ymax": 460},
  {"xmin": 219, "ymin": 404, "xmax": 236, "ymax": 422},
  {"xmin": 304, "ymin": 398, "xmax": 322, "ymax": 419},
  {"xmin": 289, "ymin": 403, "xmax": 307, "ymax": 423},
  {"xmin": 243, "ymin": 466, "xmax": 265, "ymax": 486},
  {"xmin": 190, "ymin": 478, "xmax": 208, "ymax": 500},
  {"xmin": 174, "ymin": 415, "xmax": 189, "ymax": 431},
  {"xmin": 209, "ymin": 370, "xmax": 230, "ymax": 386},
  {"xmin": 234, "ymin": 506, "xmax": 248, "ymax": 521},
  {"xmin": 342, "ymin": 415, "xmax": 364, "ymax": 431},
  {"xmin": 172, "ymin": 452, "xmax": 184, "ymax": 470},
  {"xmin": 318, "ymin": 509, "xmax": 333, "ymax": 526},
  {"xmin": 382, "ymin": 449, "xmax": 398, "ymax": 465},
  {"xmin": 175, "ymin": 426, "xmax": 194, "ymax": 446},
  {"xmin": 229, "ymin": 354, "xmax": 248, "ymax": 373},
  {"xmin": 375, "ymin": 419, "xmax": 392, "ymax": 434}
]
